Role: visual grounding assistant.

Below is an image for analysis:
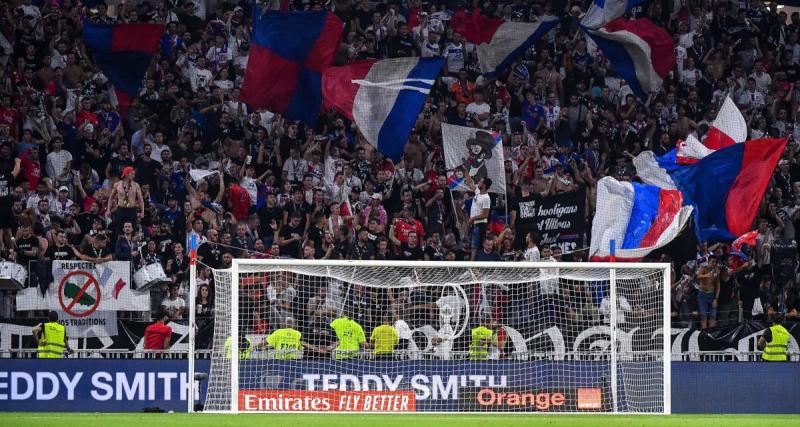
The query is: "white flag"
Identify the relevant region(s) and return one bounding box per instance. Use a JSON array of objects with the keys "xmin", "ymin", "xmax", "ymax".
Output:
[
  {"xmin": 441, "ymin": 123, "xmax": 506, "ymax": 194},
  {"xmin": 190, "ymin": 169, "xmax": 219, "ymax": 183}
]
